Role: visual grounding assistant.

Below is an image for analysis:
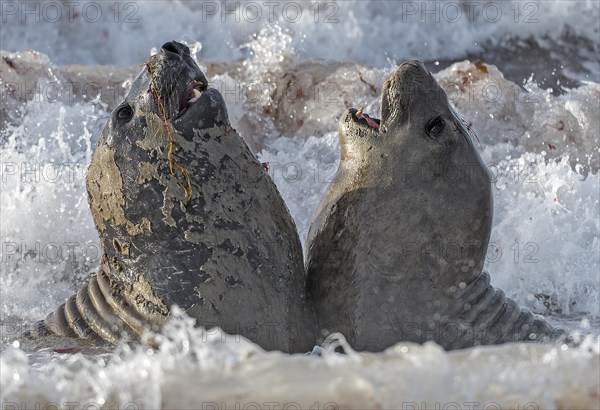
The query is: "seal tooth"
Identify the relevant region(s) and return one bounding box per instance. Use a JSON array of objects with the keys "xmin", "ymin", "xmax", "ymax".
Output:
[
  {"xmin": 188, "ymin": 88, "xmax": 202, "ymax": 103},
  {"xmin": 356, "ymin": 107, "xmax": 364, "ymax": 118},
  {"xmin": 44, "ymin": 302, "xmax": 76, "ymax": 338},
  {"xmin": 95, "ymin": 270, "xmax": 147, "ymax": 336},
  {"xmin": 64, "ymin": 295, "xmax": 102, "ymax": 342},
  {"xmin": 87, "ymin": 275, "xmax": 137, "ymax": 341}
]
